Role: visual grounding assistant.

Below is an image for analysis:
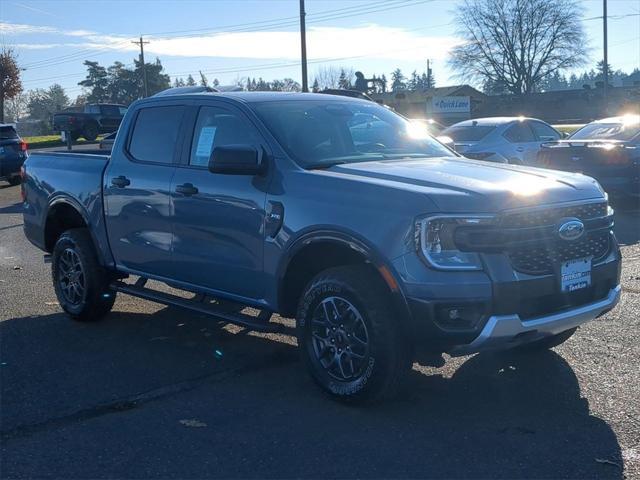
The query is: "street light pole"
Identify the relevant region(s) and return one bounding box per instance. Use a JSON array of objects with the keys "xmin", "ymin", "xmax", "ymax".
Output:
[
  {"xmin": 299, "ymin": 0, "xmax": 308, "ymax": 92},
  {"xmin": 603, "ymin": 0, "xmax": 609, "ymax": 114}
]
